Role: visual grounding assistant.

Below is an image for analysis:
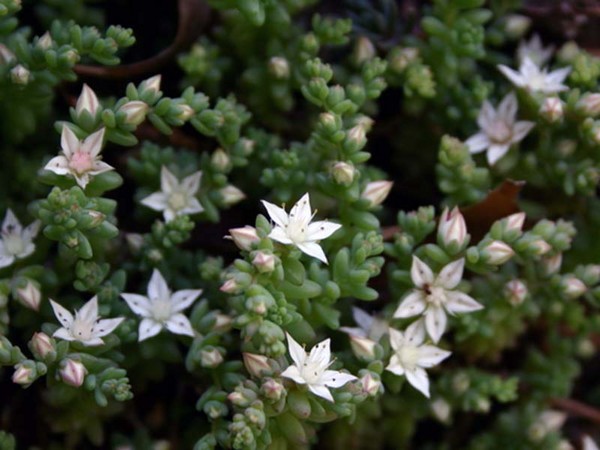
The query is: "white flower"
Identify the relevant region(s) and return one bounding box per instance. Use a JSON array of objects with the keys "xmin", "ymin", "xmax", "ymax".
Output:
[
  {"xmin": 517, "ymin": 34, "xmax": 554, "ymax": 66},
  {"xmin": 121, "ymin": 269, "xmax": 202, "ymax": 341},
  {"xmin": 44, "ymin": 126, "xmax": 113, "ymax": 189},
  {"xmin": 281, "ymin": 332, "xmax": 356, "ymax": 402},
  {"xmin": 0, "ymin": 209, "xmax": 40, "ymax": 269},
  {"xmin": 386, "ymin": 321, "xmax": 451, "ymax": 398},
  {"xmin": 466, "ymin": 92, "xmax": 535, "ymax": 165},
  {"xmin": 498, "ymin": 57, "xmax": 571, "ymax": 94},
  {"xmin": 50, "ymin": 296, "xmax": 124, "ymax": 346},
  {"xmin": 394, "ymin": 256, "xmax": 483, "ymax": 343},
  {"xmin": 141, "ymin": 166, "xmax": 204, "ymax": 222},
  {"xmin": 583, "ymin": 436, "xmax": 599, "ymax": 450},
  {"xmin": 339, "ymin": 306, "xmax": 388, "ymax": 341},
  {"xmin": 262, "ymin": 193, "xmax": 341, "ymax": 264}
]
